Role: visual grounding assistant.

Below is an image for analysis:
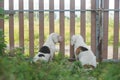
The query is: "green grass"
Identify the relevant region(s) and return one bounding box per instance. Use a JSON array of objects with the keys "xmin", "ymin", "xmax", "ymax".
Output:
[{"xmin": 0, "ymin": 52, "xmax": 120, "ymax": 80}]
